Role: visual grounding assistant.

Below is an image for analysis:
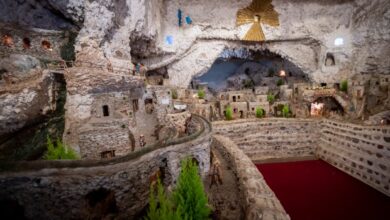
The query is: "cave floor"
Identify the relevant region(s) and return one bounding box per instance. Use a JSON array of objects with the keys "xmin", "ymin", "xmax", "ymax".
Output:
[{"xmin": 256, "ymin": 160, "xmax": 390, "ymax": 220}]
